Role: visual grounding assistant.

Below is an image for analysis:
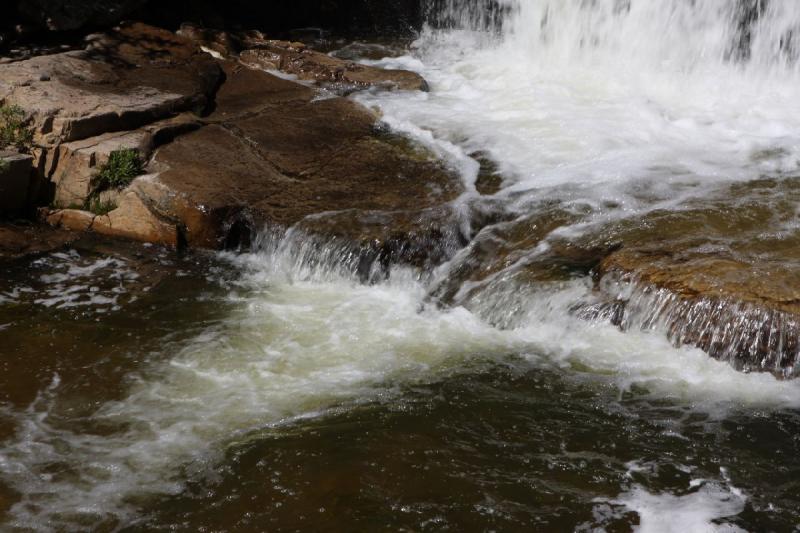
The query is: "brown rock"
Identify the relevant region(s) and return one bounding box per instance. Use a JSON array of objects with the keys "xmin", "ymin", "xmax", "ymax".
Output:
[
  {"xmin": 49, "ymin": 129, "xmax": 150, "ymax": 208},
  {"xmin": 48, "ymin": 114, "xmax": 202, "ymax": 208},
  {"xmin": 0, "ymin": 221, "xmax": 78, "ymax": 262},
  {"xmin": 0, "ymin": 23, "xmax": 222, "ymax": 148},
  {"xmin": 239, "ymin": 42, "xmax": 428, "ymax": 92},
  {"xmin": 582, "ymin": 178, "xmax": 800, "ymax": 375},
  {"xmin": 91, "ymin": 190, "xmax": 178, "ymax": 246},
  {"xmin": 45, "ymin": 208, "xmax": 94, "ymax": 232},
  {"xmin": 0, "ymin": 151, "xmax": 33, "ymax": 213},
  {"xmin": 141, "ymin": 63, "xmax": 461, "ymax": 252}
]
